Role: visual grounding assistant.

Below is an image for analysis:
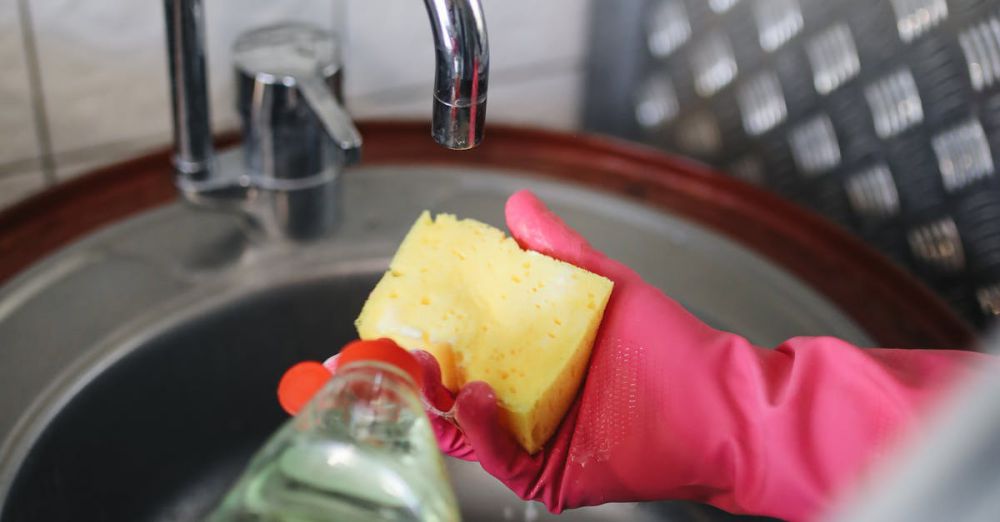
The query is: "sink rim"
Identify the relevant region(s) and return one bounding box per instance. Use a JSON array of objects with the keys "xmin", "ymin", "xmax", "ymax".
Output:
[{"xmin": 0, "ymin": 122, "xmax": 973, "ymax": 348}]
